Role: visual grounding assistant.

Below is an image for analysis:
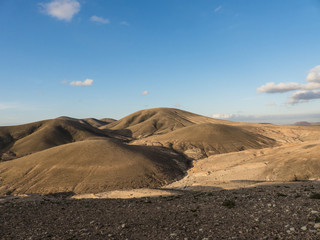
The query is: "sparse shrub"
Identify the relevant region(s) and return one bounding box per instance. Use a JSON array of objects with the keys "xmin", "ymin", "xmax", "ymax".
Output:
[
  {"xmin": 5, "ymin": 190, "xmax": 13, "ymax": 196},
  {"xmin": 277, "ymin": 193, "xmax": 287, "ymax": 197},
  {"xmin": 222, "ymin": 199, "xmax": 236, "ymax": 209}
]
